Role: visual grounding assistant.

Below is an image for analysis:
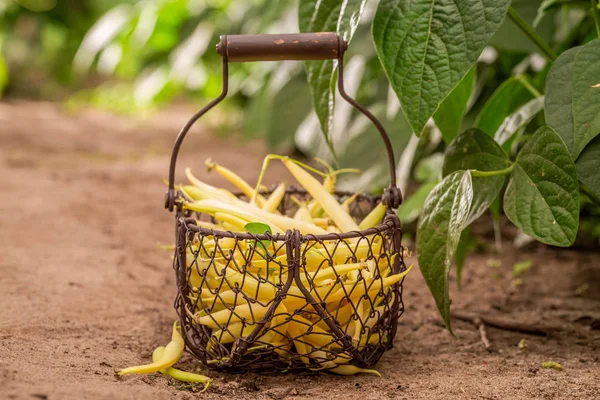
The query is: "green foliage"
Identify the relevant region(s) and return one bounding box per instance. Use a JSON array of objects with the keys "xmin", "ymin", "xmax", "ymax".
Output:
[
  {"xmin": 547, "ymin": 39, "xmax": 600, "ymax": 158},
  {"xmin": 373, "ymin": 0, "xmax": 510, "ymax": 135},
  {"xmin": 244, "ymin": 222, "xmax": 272, "ymax": 253},
  {"xmin": 442, "ymin": 130, "xmax": 510, "ymax": 225},
  {"xmin": 475, "ymin": 77, "xmax": 537, "ymax": 136},
  {"xmin": 397, "ymin": 182, "xmax": 437, "ymax": 225},
  {"xmin": 298, "ymin": 0, "xmax": 367, "ymax": 158},
  {"xmin": 454, "ymin": 228, "xmax": 477, "ymax": 289},
  {"xmin": 301, "ymin": 0, "xmax": 600, "ymax": 331},
  {"xmin": 504, "ymin": 127, "xmax": 580, "ymax": 246},
  {"xmin": 3, "ymin": 0, "xmax": 600, "ymax": 332},
  {"xmin": 577, "ymin": 136, "xmax": 600, "ymax": 198},
  {"xmin": 417, "ymin": 170, "xmax": 473, "ymax": 332},
  {"xmin": 494, "ymin": 96, "xmax": 545, "ymax": 151},
  {"xmin": 434, "ymin": 67, "xmax": 476, "ymax": 144}
]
